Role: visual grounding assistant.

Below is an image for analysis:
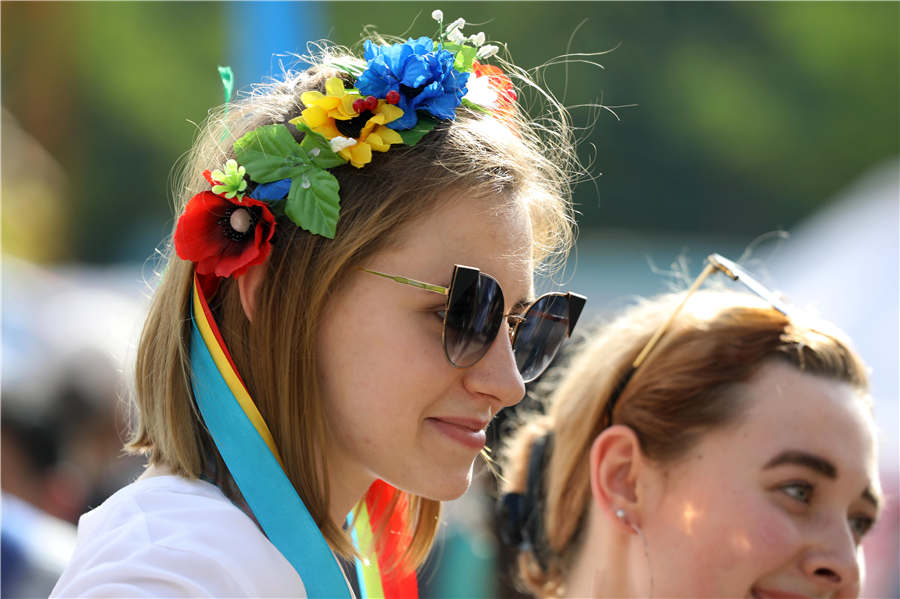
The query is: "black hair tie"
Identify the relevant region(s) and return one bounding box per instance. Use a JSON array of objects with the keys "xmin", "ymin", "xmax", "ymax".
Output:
[{"xmin": 497, "ymin": 432, "xmax": 554, "ymax": 570}]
